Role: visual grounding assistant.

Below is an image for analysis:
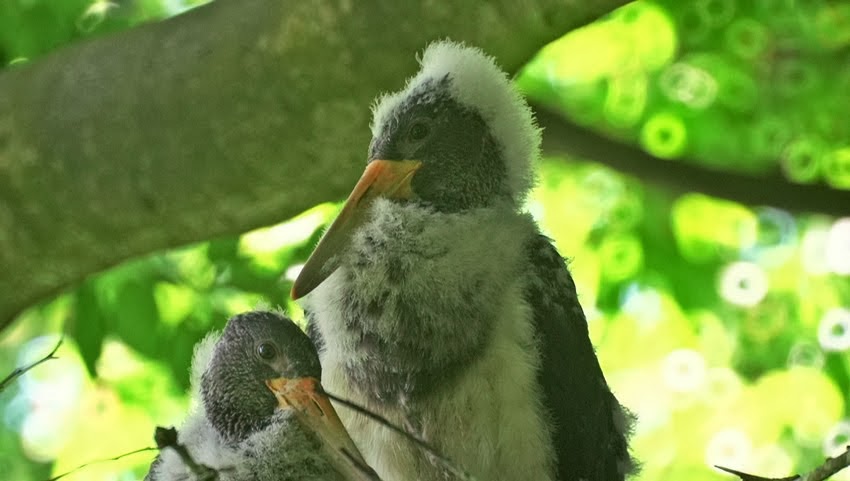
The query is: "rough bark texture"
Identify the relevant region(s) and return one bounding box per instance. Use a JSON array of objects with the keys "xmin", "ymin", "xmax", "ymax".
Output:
[{"xmin": 0, "ymin": 0, "xmax": 631, "ymax": 330}]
